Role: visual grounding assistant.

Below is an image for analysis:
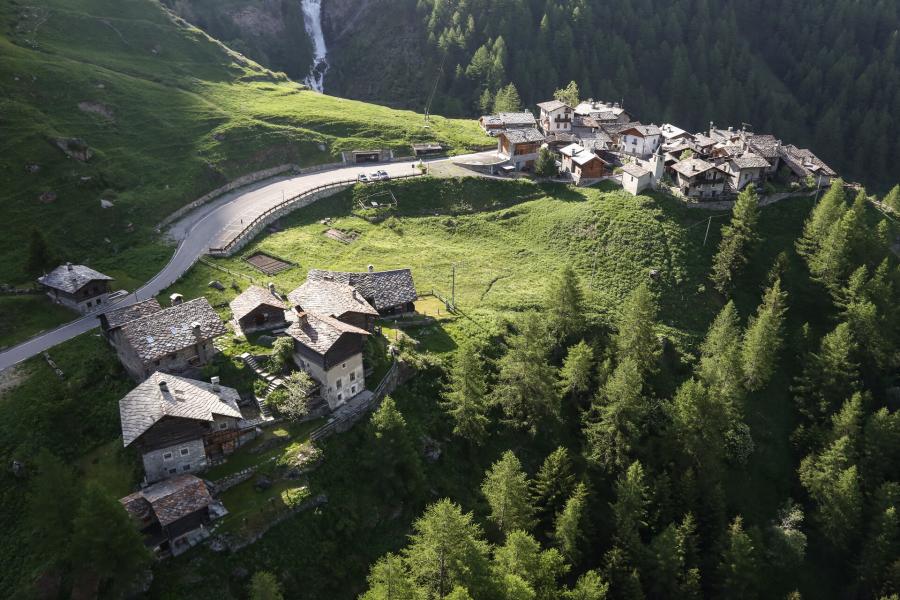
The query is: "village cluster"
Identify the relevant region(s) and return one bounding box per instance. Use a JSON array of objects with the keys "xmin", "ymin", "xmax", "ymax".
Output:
[
  {"xmin": 481, "ymin": 98, "xmax": 837, "ymax": 195},
  {"xmin": 35, "ymin": 261, "xmax": 417, "ymax": 556}
]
